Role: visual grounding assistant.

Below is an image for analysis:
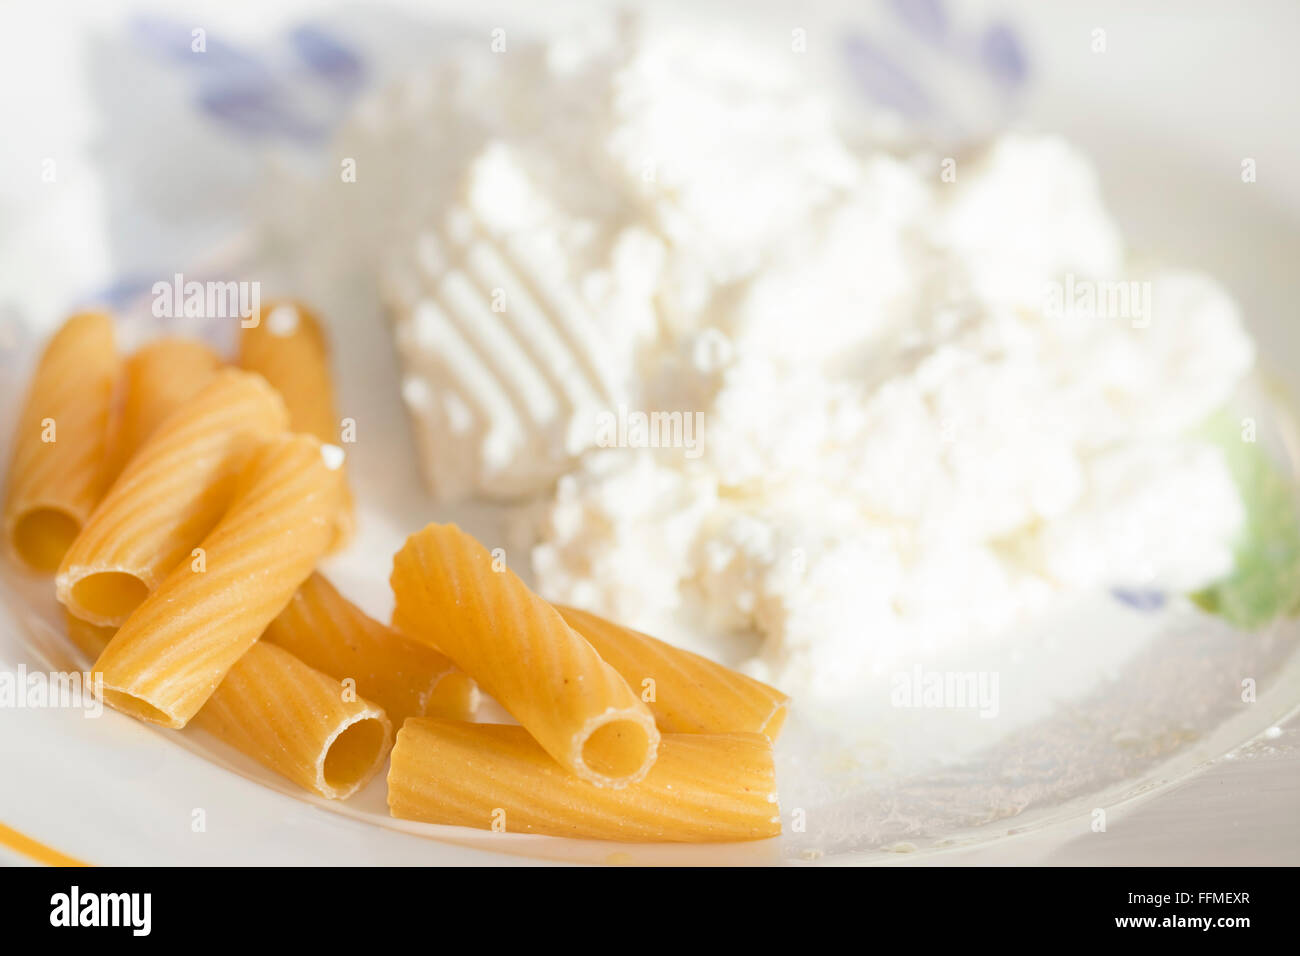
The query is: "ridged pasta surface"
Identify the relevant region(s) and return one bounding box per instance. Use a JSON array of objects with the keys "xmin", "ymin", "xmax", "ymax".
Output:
[
  {"xmin": 192, "ymin": 642, "xmax": 392, "ymax": 799},
  {"xmin": 63, "ymin": 609, "xmax": 115, "ymax": 660},
  {"xmin": 389, "ymin": 719, "xmax": 780, "ymax": 842},
  {"xmin": 57, "ymin": 370, "xmax": 288, "ymax": 625},
  {"xmin": 239, "ymin": 301, "xmax": 354, "ymax": 548},
  {"xmin": 102, "ymin": 338, "xmax": 223, "ymax": 483},
  {"xmin": 4, "ymin": 311, "xmax": 119, "ymax": 572},
  {"xmin": 94, "ymin": 433, "xmax": 344, "ymax": 727},
  {"xmin": 557, "ymin": 605, "xmax": 789, "ymax": 739},
  {"xmin": 391, "ymin": 522, "xmax": 658, "ymax": 787},
  {"xmin": 265, "ymin": 572, "xmax": 476, "ymax": 725}
]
